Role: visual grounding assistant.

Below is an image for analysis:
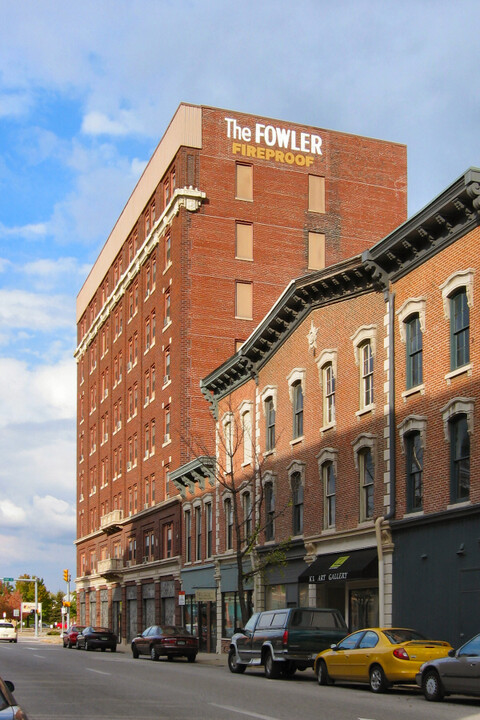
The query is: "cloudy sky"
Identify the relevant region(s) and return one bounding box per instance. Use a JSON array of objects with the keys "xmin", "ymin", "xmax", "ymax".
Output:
[{"xmin": 1, "ymin": 0, "xmax": 479, "ymax": 593}]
